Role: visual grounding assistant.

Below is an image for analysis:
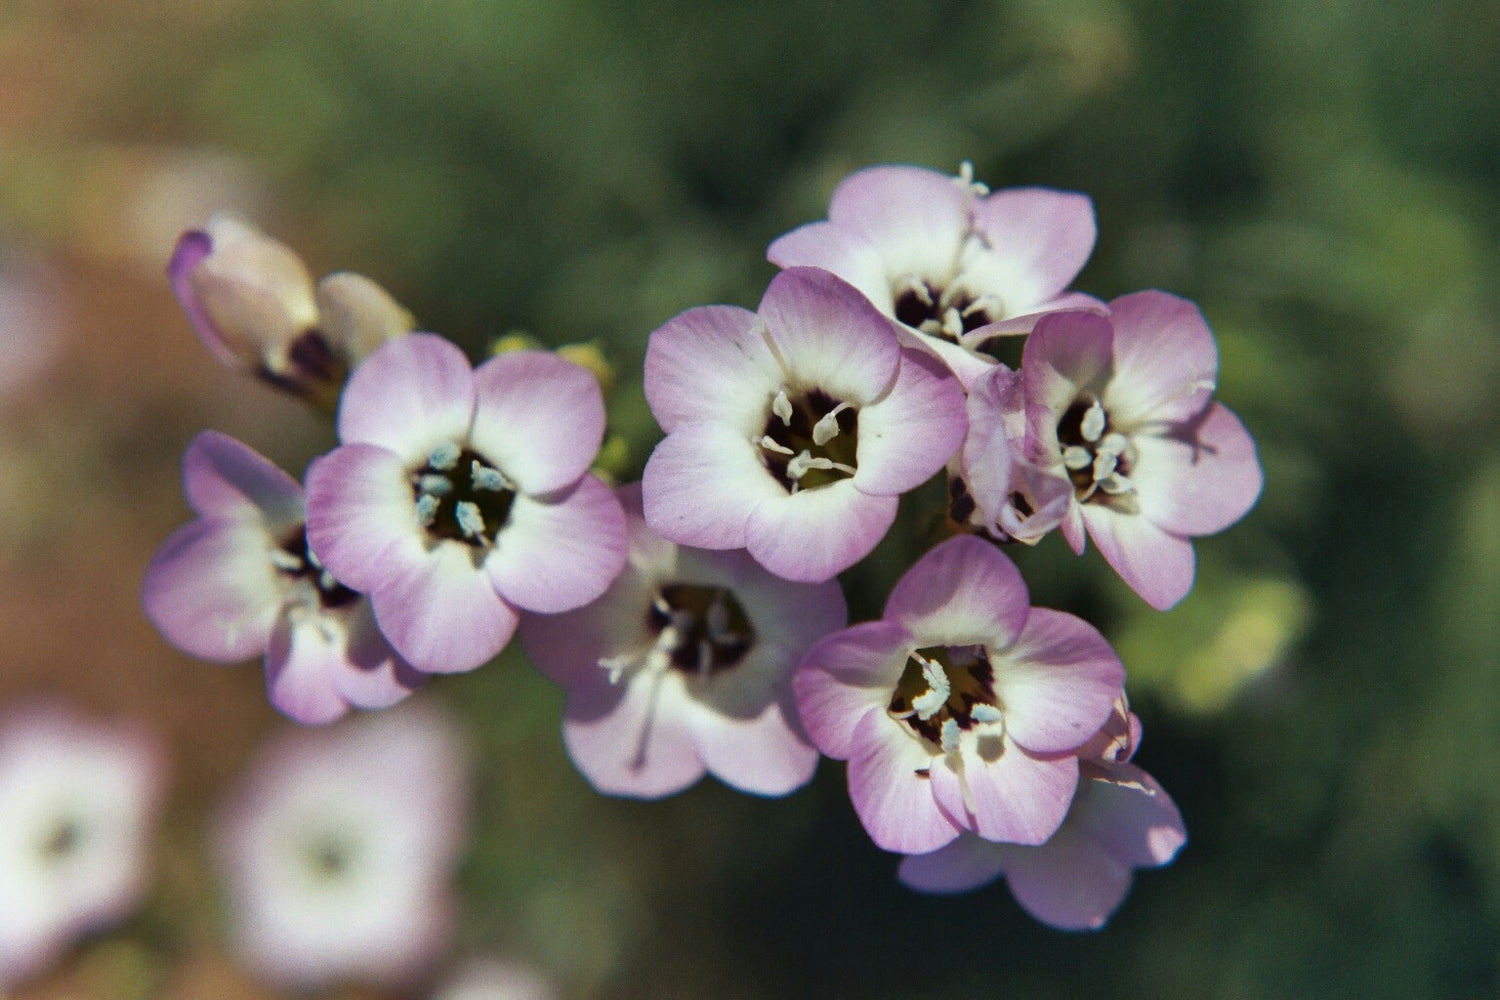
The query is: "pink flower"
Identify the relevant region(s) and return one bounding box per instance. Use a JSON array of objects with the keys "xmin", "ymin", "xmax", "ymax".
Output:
[
  {"xmin": 898, "ymin": 707, "xmax": 1186, "ymax": 931},
  {"xmin": 768, "ymin": 164, "xmax": 1101, "ymax": 387},
  {"xmin": 642, "ymin": 266, "xmax": 965, "ymax": 583},
  {"xmin": 1021, "ymin": 292, "xmax": 1263, "ymax": 609},
  {"xmin": 430, "ymin": 958, "xmax": 560, "ymax": 1000},
  {"xmin": 305, "ymin": 334, "xmax": 628, "ymax": 675},
  {"xmin": 143, "ymin": 432, "xmax": 422, "ymax": 725},
  {"xmin": 215, "ymin": 704, "xmax": 468, "ymax": 991},
  {"xmin": 168, "ymin": 213, "xmax": 414, "ymax": 407},
  {"xmin": 0, "ymin": 703, "xmax": 164, "ymax": 987},
  {"xmin": 794, "ymin": 535, "xmax": 1124, "ymax": 854},
  {"xmin": 521, "ymin": 484, "xmax": 846, "ymax": 798}
]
